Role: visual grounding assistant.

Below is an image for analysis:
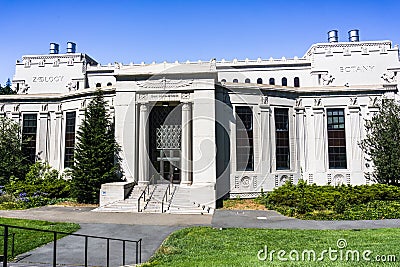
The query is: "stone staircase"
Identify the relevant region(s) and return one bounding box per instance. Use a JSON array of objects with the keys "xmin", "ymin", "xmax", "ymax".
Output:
[
  {"xmin": 94, "ymin": 182, "xmax": 213, "ymax": 214},
  {"xmin": 168, "ymin": 186, "xmax": 214, "ymax": 215},
  {"xmin": 142, "ymin": 183, "xmax": 174, "ymax": 213}
]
